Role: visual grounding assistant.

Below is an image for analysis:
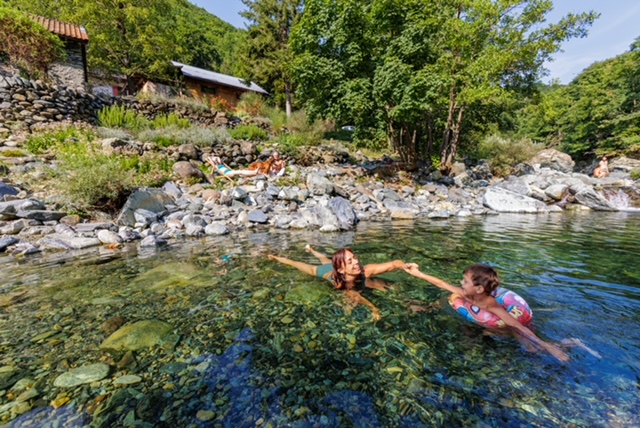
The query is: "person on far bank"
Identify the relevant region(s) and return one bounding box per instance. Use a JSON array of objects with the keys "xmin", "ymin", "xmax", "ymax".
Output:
[
  {"xmin": 593, "ymin": 156, "xmax": 609, "ymax": 178},
  {"xmin": 268, "ymin": 245, "xmax": 417, "ymax": 321}
]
